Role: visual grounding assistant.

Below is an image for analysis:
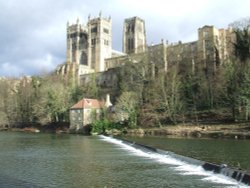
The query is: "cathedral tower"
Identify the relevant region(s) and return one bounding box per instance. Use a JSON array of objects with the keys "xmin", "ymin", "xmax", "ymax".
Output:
[
  {"xmin": 66, "ymin": 18, "xmax": 88, "ymax": 66},
  {"xmin": 197, "ymin": 26, "xmax": 221, "ymax": 74},
  {"xmin": 123, "ymin": 17, "xmax": 147, "ymax": 54},
  {"xmin": 66, "ymin": 14, "xmax": 112, "ymax": 74},
  {"xmin": 87, "ymin": 13, "xmax": 112, "ymax": 72}
]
